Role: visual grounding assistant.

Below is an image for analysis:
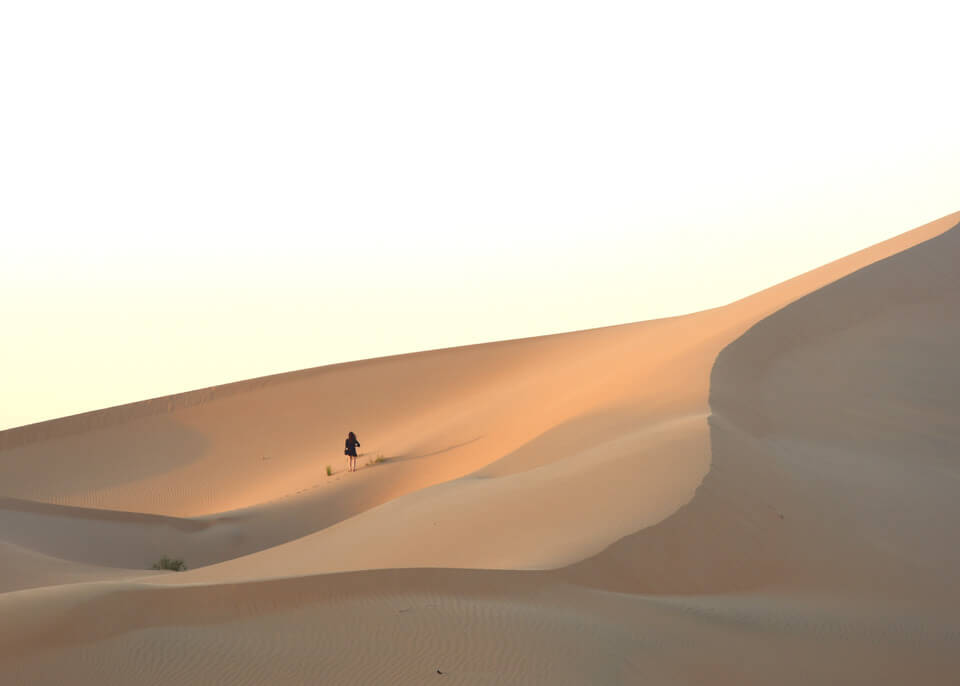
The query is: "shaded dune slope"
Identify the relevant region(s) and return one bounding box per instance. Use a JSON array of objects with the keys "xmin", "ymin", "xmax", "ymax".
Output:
[{"xmin": 560, "ymin": 218, "xmax": 960, "ymax": 600}]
